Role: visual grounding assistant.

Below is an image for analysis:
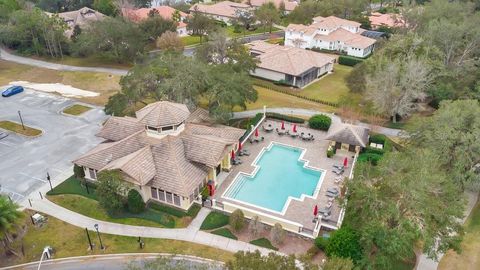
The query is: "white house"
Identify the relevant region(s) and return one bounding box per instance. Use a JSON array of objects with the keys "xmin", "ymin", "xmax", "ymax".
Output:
[
  {"xmin": 247, "ymin": 40, "xmax": 336, "ymax": 88},
  {"xmin": 285, "ymin": 16, "xmax": 377, "ymax": 58}
]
